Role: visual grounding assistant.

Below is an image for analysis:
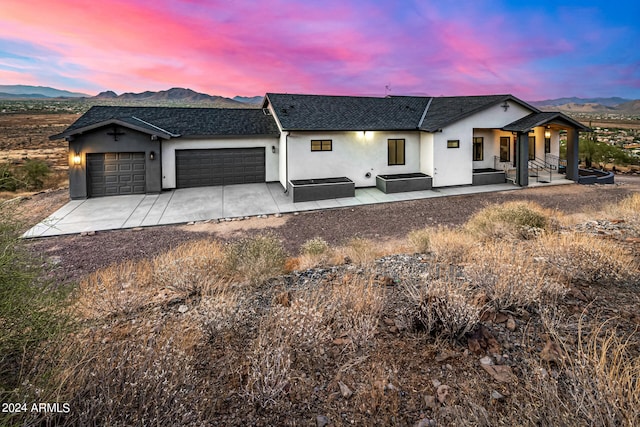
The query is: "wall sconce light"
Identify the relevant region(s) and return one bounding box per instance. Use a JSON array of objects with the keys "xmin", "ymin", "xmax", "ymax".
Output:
[
  {"xmin": 544, "ymin": 128, "xmax": 551, "ymax": 139},
  {"xmin": 272, "ymin": 146, "xmax": 276, "ymax": 153},
  {"xmin": 149, "ymin": 151, "xmax": 155, "ymax": 160},
  {"xmin": 73, "ymin": 153, "xmax": 81, "ymax": 165}
]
